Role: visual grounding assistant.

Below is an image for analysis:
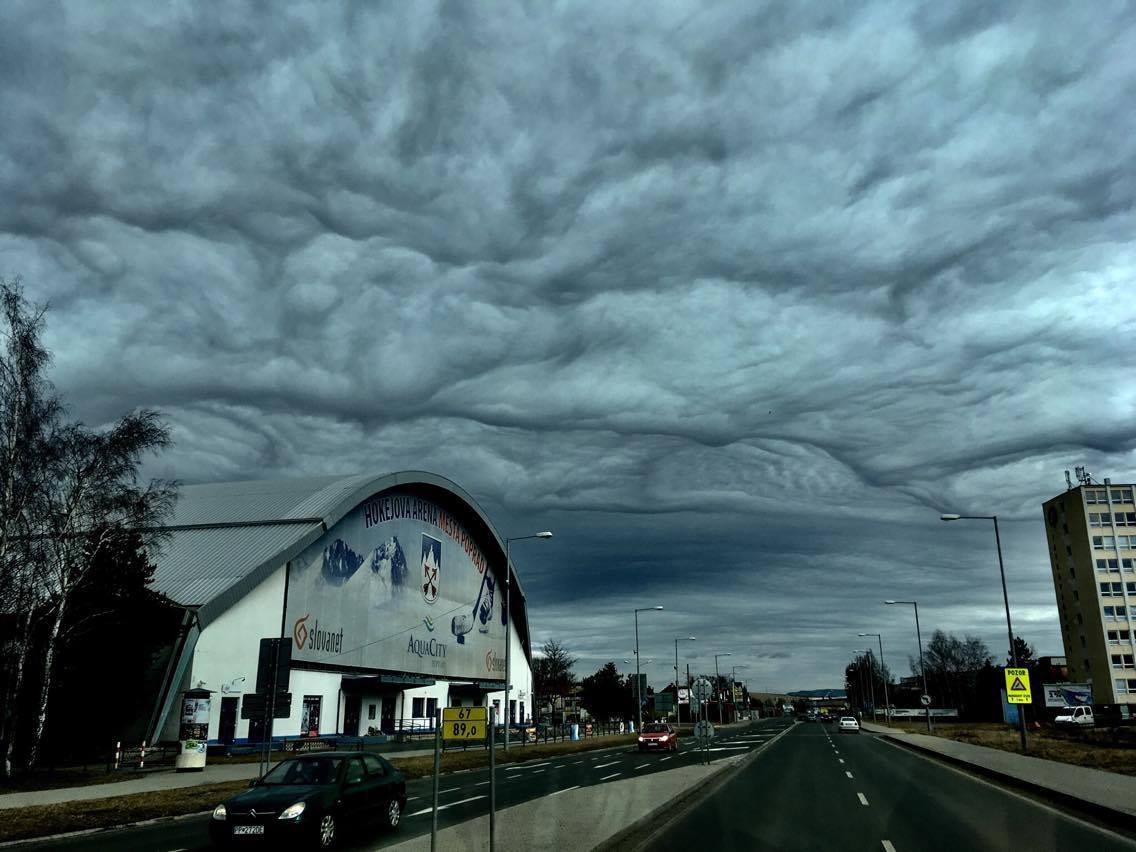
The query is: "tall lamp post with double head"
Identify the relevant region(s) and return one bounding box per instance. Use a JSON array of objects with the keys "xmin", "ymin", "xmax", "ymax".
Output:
[
  {"xmin": 503, "ymin": 531, "xmax": 553, "ymax": 751},
  {"xmin": 674, "ymin": 636, "xmax": 696, "ymax": 721},
  {"xmin": 885, "ymin": 600, "xmax": 931, "ymax": 733},
  {"xmin": 859, "ymin": 633, "xmax": 890, "ymax": 726},
  {"xmin": 713, "ymin": 653, "xmax": 732, "ymax": 723},
  {"xmin": 940, "ymin": 513, "xmax": 1028, "ymax": 753},
  {"xmin": 634, "ymin": 606, "xmax": 664, "ymax": 733}
]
